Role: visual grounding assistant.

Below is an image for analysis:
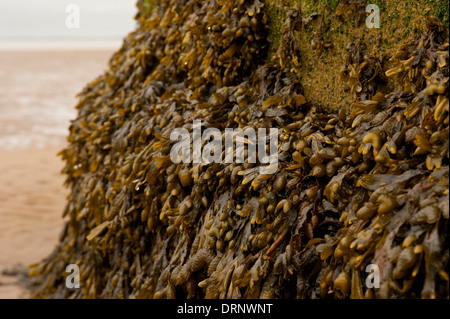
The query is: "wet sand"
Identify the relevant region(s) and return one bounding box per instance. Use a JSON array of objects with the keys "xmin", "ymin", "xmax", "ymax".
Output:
[
  {"xmin": 0, "ymin": 50, "xmax": 114, "ymax": 151},
  {"xmin": 0, "ymin": 49, "xmax": 114, "ymax": 298},
  {"xmin": 0, "ymin": 147, "xmax": 67, "ymax": 298}
]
